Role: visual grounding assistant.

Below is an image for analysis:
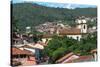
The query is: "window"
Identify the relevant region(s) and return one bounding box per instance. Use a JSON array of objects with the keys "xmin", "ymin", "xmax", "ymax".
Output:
[
  {"xmin": 16, "ymin": 55, "xmax": 19, "ymax": 58},
  {"xmin": 20, "ymin": 54, "xmax": 26, "ymax": 58},
  {"xmin": 84, "ymin": 25, "xmax": 86, "ymax": 29},
  {"xmin": 77, "ymin": 36, "xmax": 79, "ymax": 41}
]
